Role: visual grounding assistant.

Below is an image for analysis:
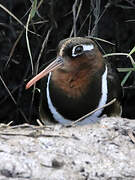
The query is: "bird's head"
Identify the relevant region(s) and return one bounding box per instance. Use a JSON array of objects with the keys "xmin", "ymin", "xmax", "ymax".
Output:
[{"xmin": 26, "ymin": 37, "xmax": 104, "ymax": 89}]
